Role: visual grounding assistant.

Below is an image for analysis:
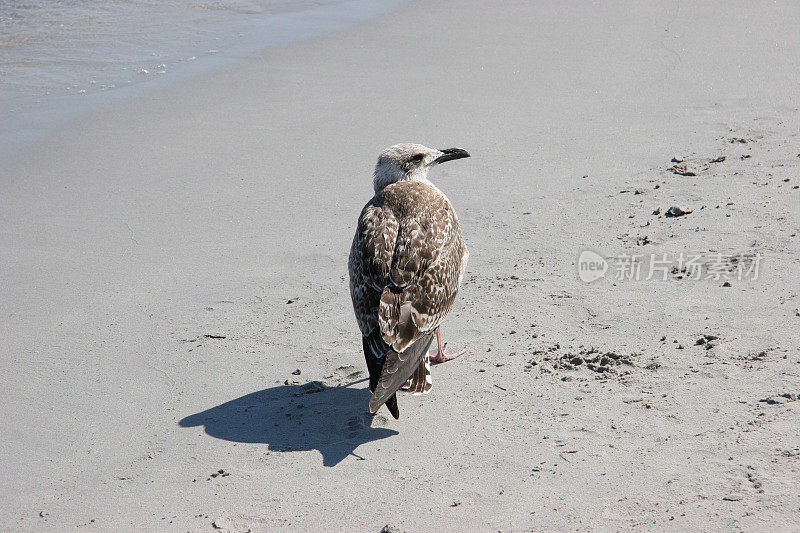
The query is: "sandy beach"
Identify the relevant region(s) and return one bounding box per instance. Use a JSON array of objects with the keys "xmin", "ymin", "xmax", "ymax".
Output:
[{"xmin": 2, "ymin": 0, "xmax": 799, "ymax": 530}]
